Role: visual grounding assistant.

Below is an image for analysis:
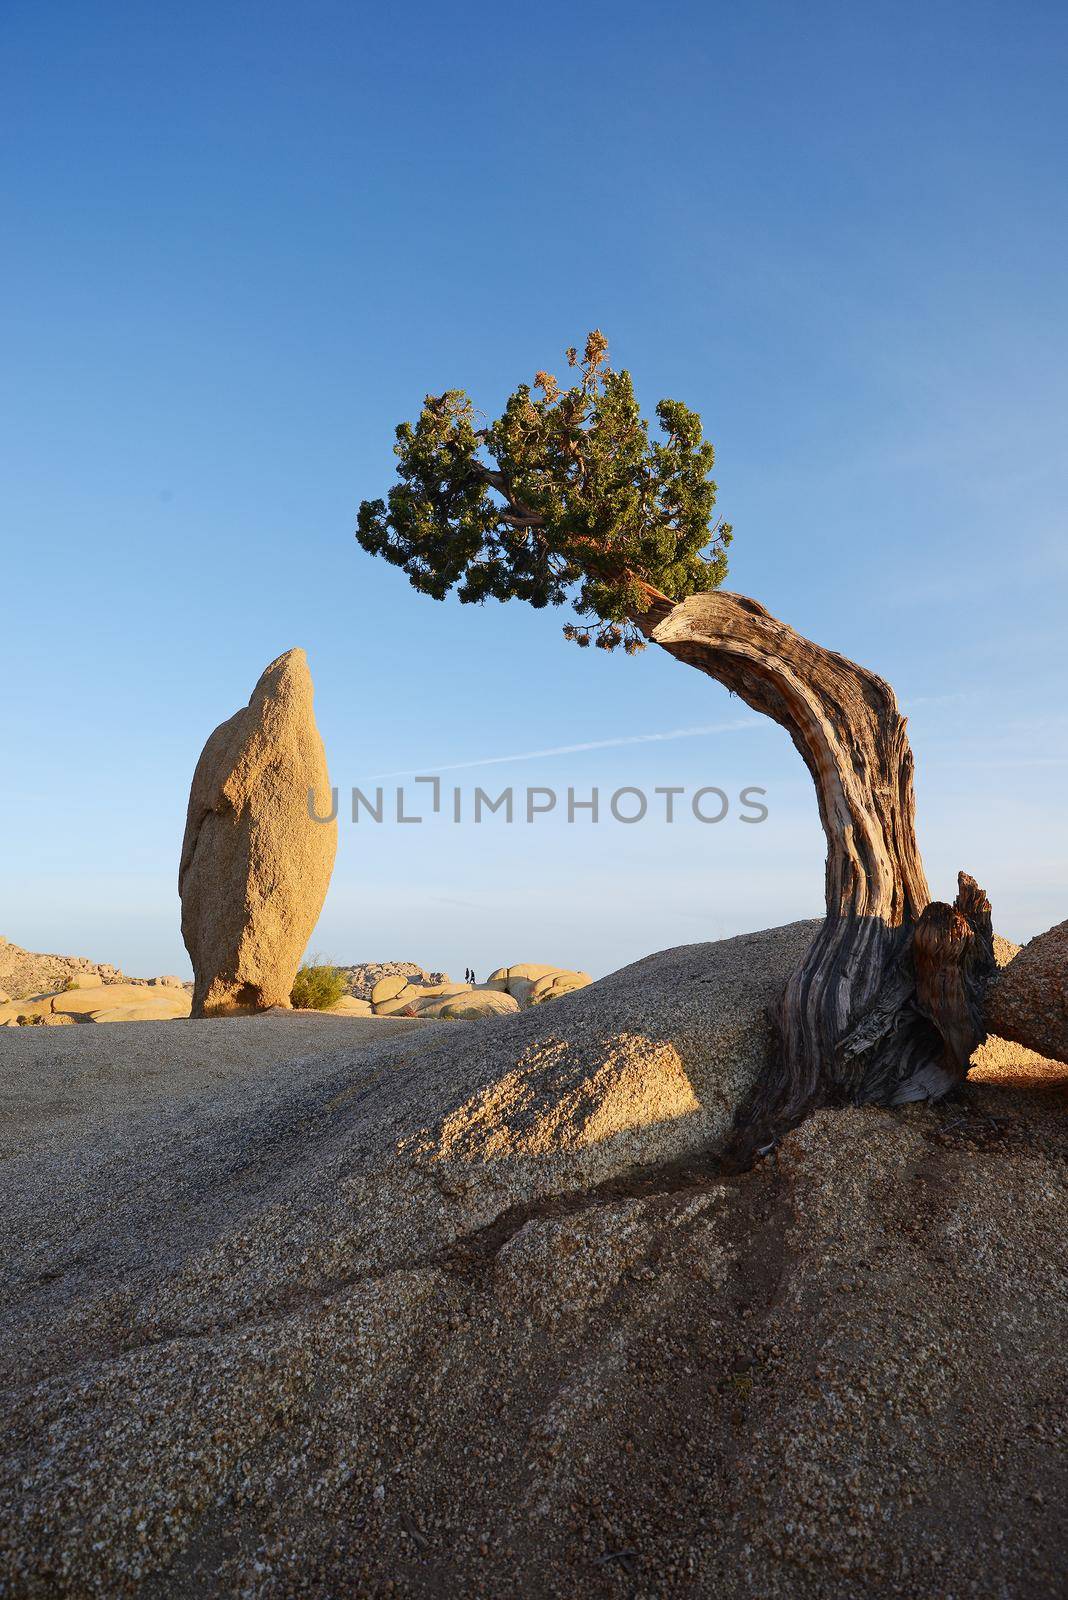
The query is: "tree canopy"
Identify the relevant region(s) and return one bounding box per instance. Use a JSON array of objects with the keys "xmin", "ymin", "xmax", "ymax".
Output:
[{"xmin": 356, "ymin": 332, "xmax": 732, "ymax": 652}]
